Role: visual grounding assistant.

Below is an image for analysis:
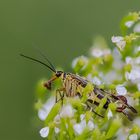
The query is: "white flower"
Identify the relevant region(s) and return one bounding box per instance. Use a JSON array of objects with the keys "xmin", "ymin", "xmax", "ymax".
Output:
[
  {"xmin": 91, "ymin": 47, "xmax": 103, "ymax": 57},
  {"xmin": 87, "ymin": 120, "xmax": 94, "ymax": 130},
  {"xmin": 80, "ymin": 114, "xmax": 85, "ymax": 121},
  {"xmin": 112, "ymin": 48, "xmax": 124, "ymax": 70},
  {"xmin": 103, "ymin": 71, "xmax": 122, "ymax": 84},
  {"xmin": 125, "ymin": 21, "xmax": 134, "ymax": 28},
  {"xmin": 80, "ymin": 120, "xmax": 87, "ymax": 128},
  {"xmin": 72, "ymin": 56, "xmax": 88, "ymax": 69},
  {"xmin": 39, "ymin": 126, "xmax": 49, "ymax": 138},
  {"xmin": 73, "ymin": 123, "xmax": 83, "ymax": 135},
  {"xmin": 134, "ymin": 46, "xmax": 140, "ymax": 54},
  {"xmin": 38, "ymin": 109, "xmax": 48, "ymax": 121},
  {"xmin": 92, "ymin": 76, "xmax": 101, "ymax": 86},
  {"xmin": 87, "ymin": 75, "xmax": 102, "ymax": 85},
  {"xmin": 43, "ymin": 97, "xmax": 55, "ymax": 110},
  {"xmin": 116, "ymin": 85, "xmax": 127, "ymax": 95},
  {"xmin": 60, "ymin": 104, "xmax": 74, "ymax": 118},
  {"xmin": 126, "ymin": 68, "xmax": 140, "ymax": 83},
  {"xmin": 129, "ymin": 134, "xmax": 138, "ymax": 140},
  {"xmin": 38, "ymin": 97, "xmax": 55, "ymax": 121},
  {"xmin": 111, "ymin": 36, "xmax": 124, "ymax": 43},
  {"xmin": 90, "ymin": 47, "xmax": 111, "ymax": 58},
  {"xmin": 134, "ymin": 23, "xmax": 140, "ymax": 33},
  {"xmin": 73, "ymin": 119, "xmax": 94, "ymax": 134},
  {"xmin": 54, "ymin": 114, "xmax": 61, "ymax": 124},
  {"xmin": 127, "ymin": 95, "xmax": 138, "ymax": 107},
  {"xmin": 107, "ymin": 109, "xmax": 113, "ymax": 119},
  {"xmin": 125, "ymin": 56, "xmax": 133, "ymax": 64},
  {"xmin": 116, "ymin": 128, "xmax": 128, "ymax": 140},
  {"xmin": 73, "ymin": 120, "xmax": 86, "ymax": 135},
  {"xmin": 116, "ymin": 40, "xmax": 126, "ymax": 50},
  {"xmin": 125, "ymin": 56, "xmax": 140, "ymax": 65},
  {"xmin": 111, "ymin": 36, "xmax": 126, "ymax": 50},
  {"xmin": 55, "ymin": 127, "xmax": 60, "ymax": 134}
]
